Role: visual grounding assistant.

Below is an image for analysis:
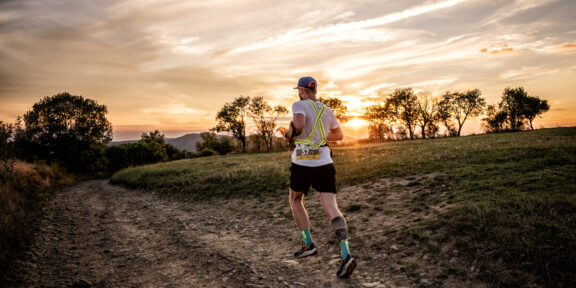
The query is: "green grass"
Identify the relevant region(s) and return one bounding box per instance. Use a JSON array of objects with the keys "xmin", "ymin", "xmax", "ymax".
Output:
[{"xmin": 111, "ymin": 127, "xmax": 576, "ymax": 287}]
